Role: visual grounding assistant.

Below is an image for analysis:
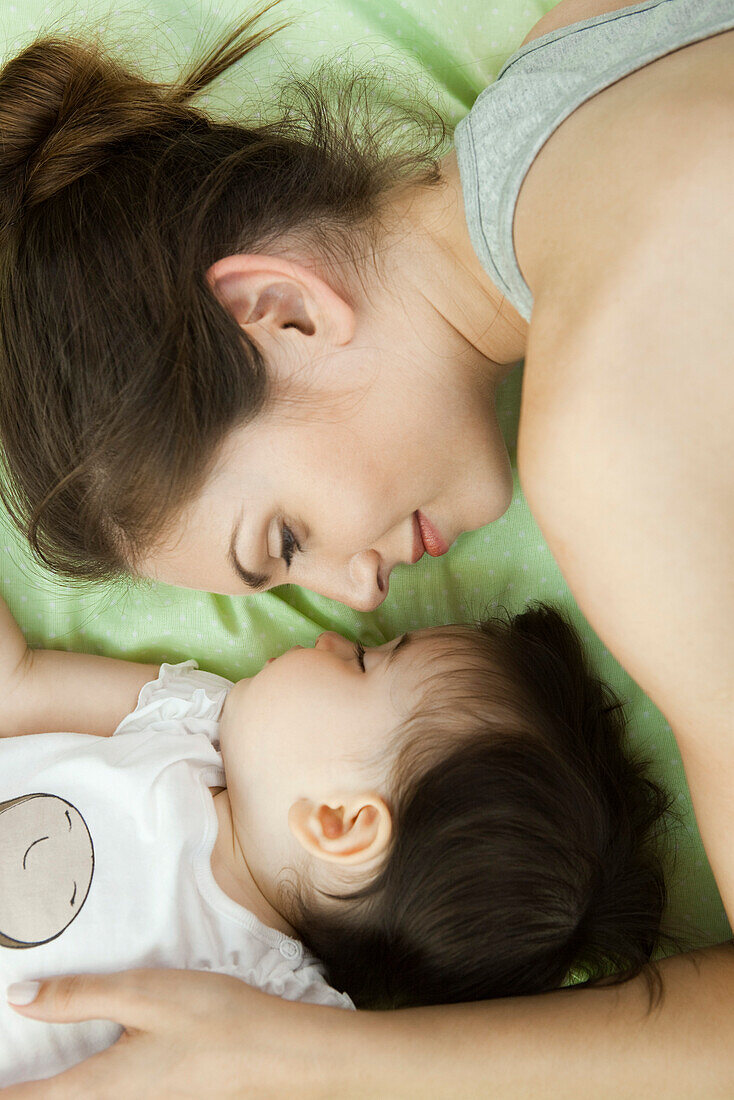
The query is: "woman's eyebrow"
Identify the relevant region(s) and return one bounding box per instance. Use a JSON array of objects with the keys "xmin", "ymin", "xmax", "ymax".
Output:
[
  {"xmin": 386, "ymin": 632, "xmax": 411, "ymax": 667},
  {"xmin": 228, "ymin": 517, "xmax": 270, "ymax": 592}
]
